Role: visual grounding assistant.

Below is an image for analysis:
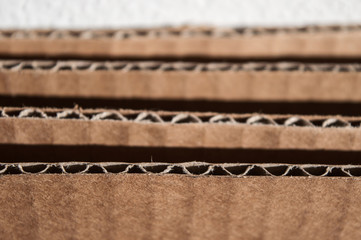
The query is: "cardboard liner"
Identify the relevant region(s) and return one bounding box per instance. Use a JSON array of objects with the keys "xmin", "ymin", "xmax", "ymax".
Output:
[
  {"xmin": 1, "ymin": 175, "xmax": 361, "ymax": 239},
  {"xmin": 1, "ymin": 25, "xmax": 361, "ymax": 58},
  {"xmin": 2, "ymin": 162, "xmax": 361, "ymax": 177},
  {"xmin": 2, "ymin": 107, "xmax": 361, "ymax": 150},
  {"xmin": 1, "ymin": 60, "xmax": 361, "ymax": 102}
]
